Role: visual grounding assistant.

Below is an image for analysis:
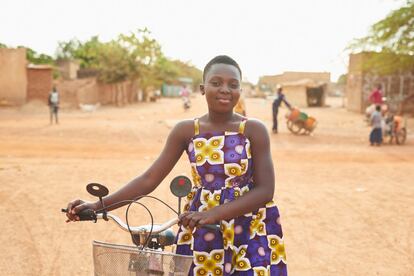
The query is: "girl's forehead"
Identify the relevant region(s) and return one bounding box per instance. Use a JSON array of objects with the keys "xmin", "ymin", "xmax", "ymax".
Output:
[{"xmin": 205, "ymin": 64, "xmax": 241, "ymax": 80}]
